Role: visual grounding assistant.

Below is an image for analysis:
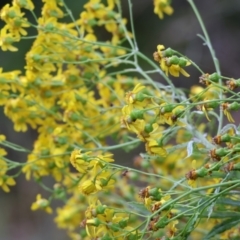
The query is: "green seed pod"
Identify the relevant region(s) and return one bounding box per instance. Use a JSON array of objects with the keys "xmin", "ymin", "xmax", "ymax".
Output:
[
  {"xmin": 130, "ymin": 109, "xmax": 144, "ymax": 120},
  {"xmin": 96, "ymin": 205, "xmax": 106, "ymax": 215},
  {"xmin": 235, "ymin": 79, "xmax": 240, "ymax": 86},
  {"xmin": 229, "ymin": 102, "xmax": 240, "ymax": 111},
  {"xmin": 215, "ymin": 147, "xmax": 231, "ymax": 157},
  {"xmin": 206, "ymin": 101, "xmax": 219, "ymax": 109},
  {"xmin": 178, "ymin": 57, "xmax": 188, "ymax": 67},
  {"xmin": 168, "ymin": 55, "xmax": 179, "ymax": 65},
  {"xmin": 209, "ymin": 72, "xmax": 220, "ymax": 82},
  {"xmin": 89, "ymin": 218, "xmax": 101, "ymax": 227},
  {"xmin": 196, "ymin": 167, "xmax": 208, "ymax": 178},
  {"xmin": 149, "ymin": 187, "xmax": 162, "ymax": 200},
  {"xmin": 70, "ymin": 113, "xmax": 80, "ymax": 121},
  {"xmin": 45, "ymin": 22, "xmax": 55, "ymax": 31},
  {"xmin": 161, "ymin": 104, "xmax": 175, "ymax": 113},
  {"xmin": 163, "ymin": 48, "xmax": 174, "ymax": 57},
  {"xmin": 8, "ymin": 10, "xmax": 16, "ymax": 18},
  {"xmin": 119, "ymin": 219, "xmax": 128, "ymax": 228},
  {"xmin": 221, "ymin": 134, "xmax": 232, "ymax": 143},
  {"xmin": 233, "ymin": 143, "xmax": 240, "ymax": 152},
  {"xmin": 109, "ymin": 223, "xmax": 120, "ymax": 232},
  {"xmin": 135, "ymin": 92, "xmax": 145, "ymax": 102},
  {"xmin": 144, "ymin": 123, "xmax": 153, "ymax": 133},
  {"xmin": 107, "ymin": 10, "xmax": 115, "ymax": 19}
]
